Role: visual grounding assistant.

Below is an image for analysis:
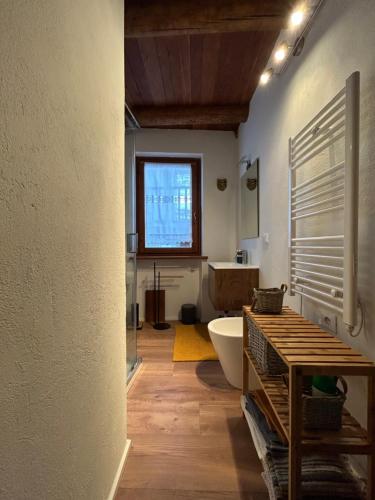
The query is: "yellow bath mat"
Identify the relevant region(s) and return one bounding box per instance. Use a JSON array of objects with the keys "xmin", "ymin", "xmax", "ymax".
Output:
[{"xmin": 173, "ymin": 323, "xmax": 218, "ymax": 362}]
